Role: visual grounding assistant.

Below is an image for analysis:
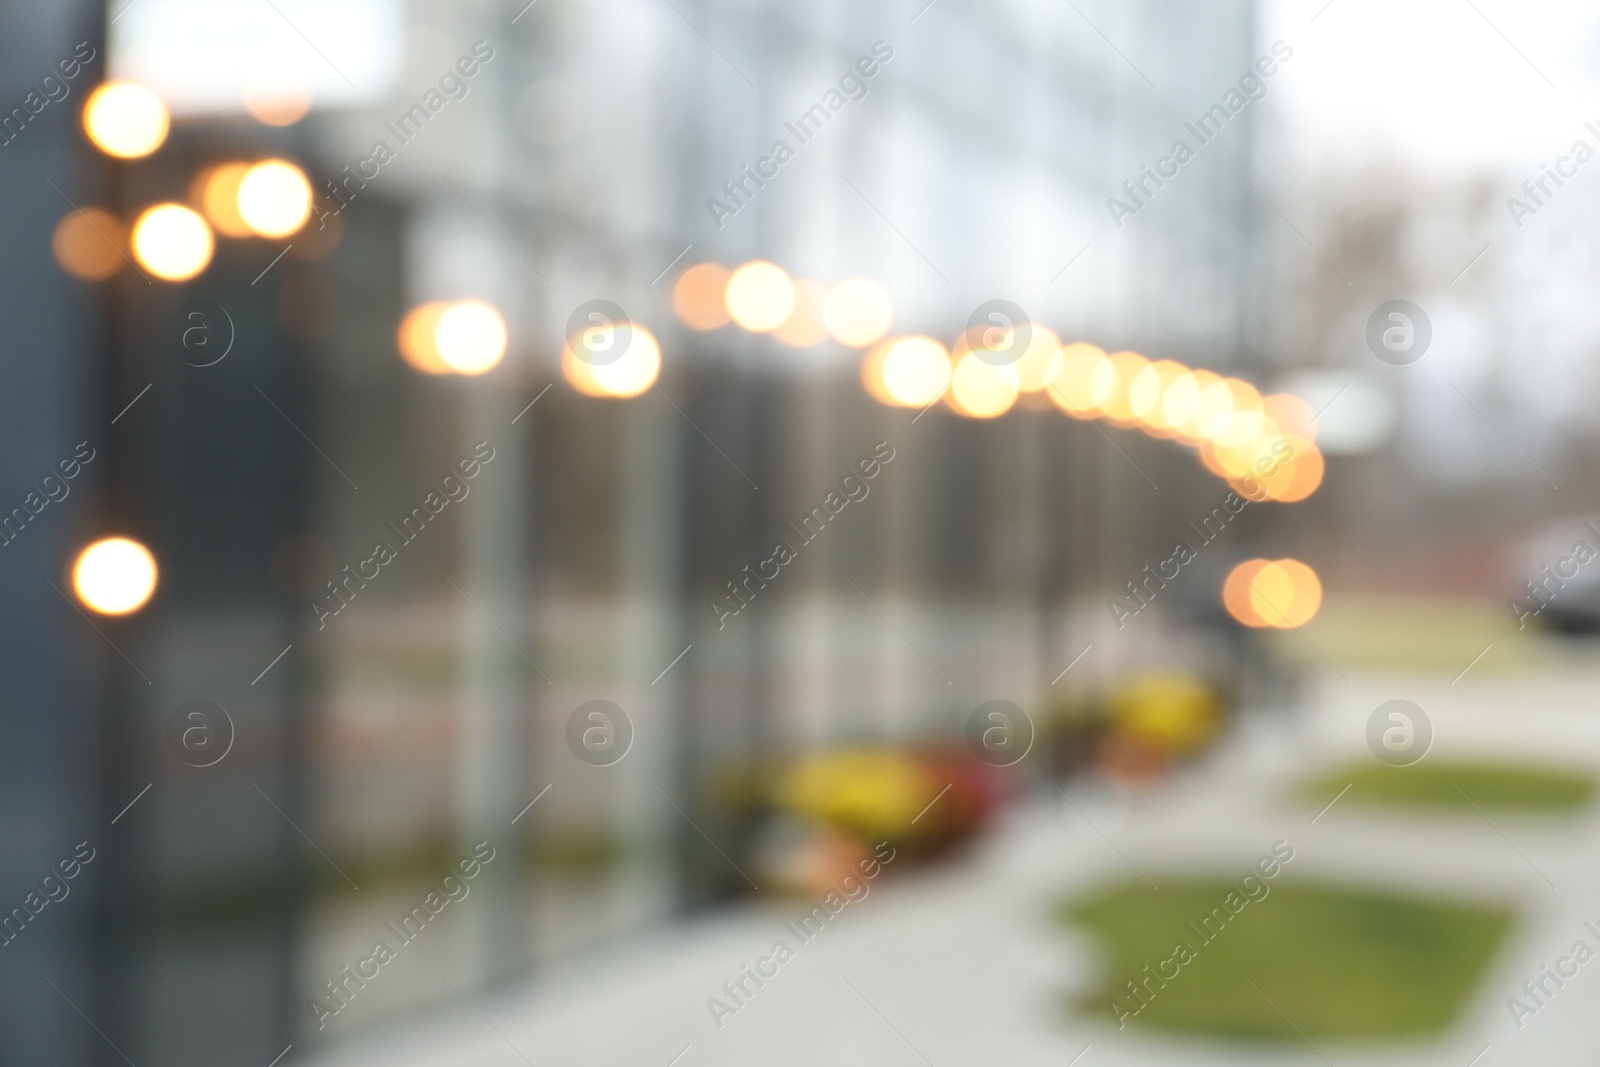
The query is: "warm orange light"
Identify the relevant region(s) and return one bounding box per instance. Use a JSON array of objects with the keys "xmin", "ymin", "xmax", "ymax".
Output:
[
  {"xmin": 131, "ymin": 204, "xmax": 213, "ymax": 281},
  {"xmin": 83, "ymin": 82, "xmax": 169, "ymax": 159},
  {"xmin": 673, "ymin": 263, "xmax": 732, "ymax": 330},
  {"xmin": 1210, "ymin": 379, "xmax": 1266, "ymax": 446},
  {"xmin": 192, "ymin": 163, "xmax": 253, "ymax": 238},
  {"xmin": 947, "ymin": 352, "xmax": 1019, "ymax": 418},
  {"xmin": 1210, "ymin": 421, "xmax": 1285, "ymax": 479},
  {"xmin": 1191, "ymin": 374, "xmax": 1235, "ymax": 439},
  {"xmin": 434, "ymin": 300, "xmax": 507, "ymax": 375},
  {"xmin": 237, "ymin": 159, "xmax": 312, "ymax": 238},
  {"xmin": 1213, "ymin": 406, "xmax": 1266, "ymax": 447},
  {"xmin": 1098, "ymin": 351, "xmax": 1150, "ymax": 425},
  {"xmin": 1161, "ymin": 372, "xmax": 1200, "ymax": 435},
  {"xmin": 1045, "ymin": 342, "xmax": 1112, "ymax": 418},
  {"xmin": 1263, "ymin": 392, "xmax": 1317, "ymax": 442},
  {"xmin": 878, "ymin": 336, "xmax": 951, "ymax": 408},
  {"xmin": 72, "ymin": 537, "xmax": 158, "ymax": 615},
  {"xmin": 242, "ymin": 72, "xmax": 313, "ymax": 126},
  {"xmin": 774, "ymin": 279, "xmax": 830, "ymax": 347},
  {"xmin": 53, "ymin": 208, "xmax": 124, "ymax": 281},
  {"xmin": 1129, "ymin": 359, "xmax": 1189, "ymax": 433},
  {"xmin": 1167, "ymin": 369, "xmax": 1221, "ymax": 441},
  {"xmin": 1248, "ymin": 559, "xmax": 1323, "ymax": 628},
  {"xmin": 822, "ymin": 277, "xmax": 893, "ymax": 347},
  {"xmin": 1223, "ymin": 559, "xmax": 1271, "ymax": 627},
  {"xmin": 397, "ymin": 302, "xmax": 451, "ymax": 374},
  {"xmin": 860, "ymin": 340, "xmax": 895, "ymax": 406},
  {"xmin": 563, "ymin": 324, "xmax": 661, "ymax": 397},
  {"xmin": 1012, "ymin": 325, "xmax": 1062, "ymax": 393},
  {"xmin": 725, "ymin": 261, "xmax": 795, "ymax": 332},
  {"xmin": 1263, "ymin": 437, "xmax": 1325, "ymax": 503}
]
